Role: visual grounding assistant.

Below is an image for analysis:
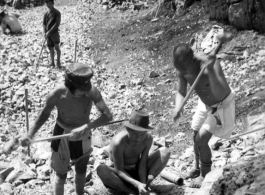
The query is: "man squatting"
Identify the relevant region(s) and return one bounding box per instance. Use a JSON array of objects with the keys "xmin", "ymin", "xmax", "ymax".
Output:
[
  {"xmin": 172, "ymin": 33, "xmax": 235, "ymax": 188},
  {"xmin": 20, "ymin": 63, "xmax": 113, "ymax": 195},
  {"xmin": 97, "ymin": 110, "xmax": 171, "ymax": 195}
]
